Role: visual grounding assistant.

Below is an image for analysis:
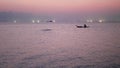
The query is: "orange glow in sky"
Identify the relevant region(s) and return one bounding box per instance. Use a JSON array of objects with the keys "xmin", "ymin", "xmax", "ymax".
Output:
[{"xmin": 0, "ymin": 0, "xmax": 120, "ymax": 14}]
